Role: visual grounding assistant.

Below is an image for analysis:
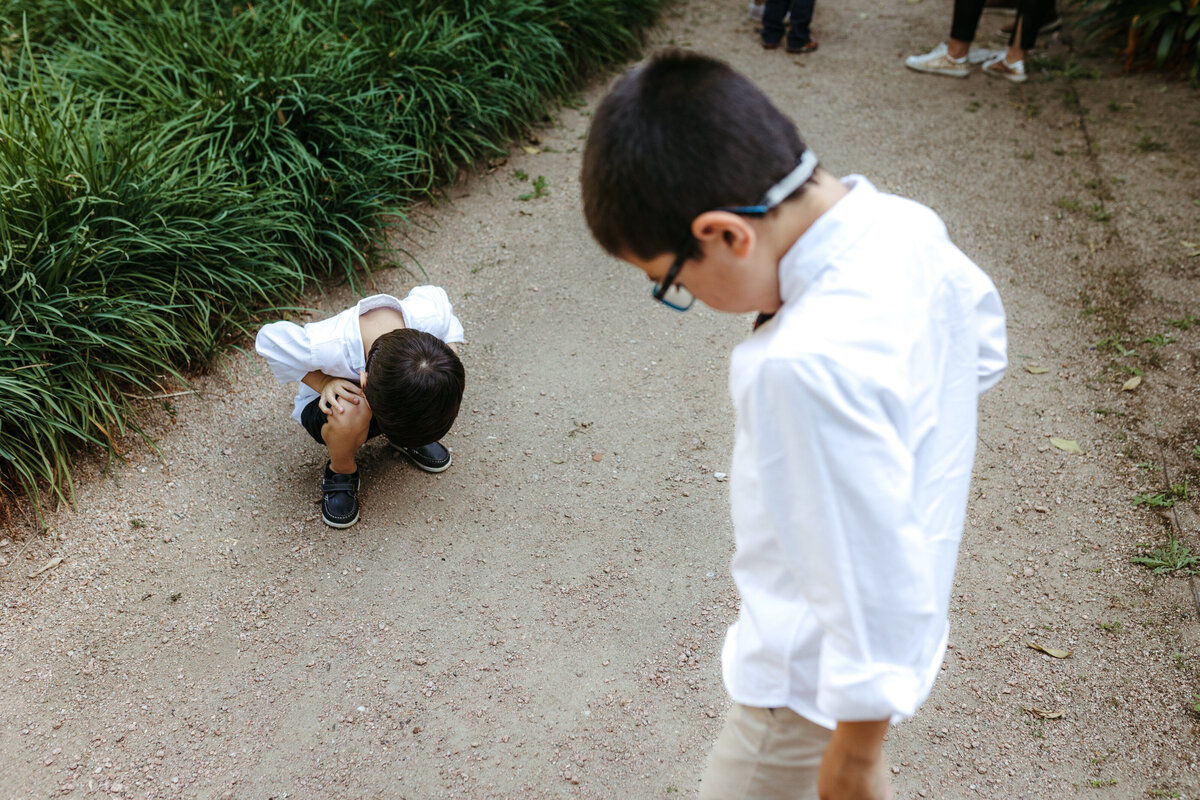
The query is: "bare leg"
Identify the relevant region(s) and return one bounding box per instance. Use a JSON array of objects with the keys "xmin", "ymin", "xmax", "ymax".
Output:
[
  {"xmin": 1005, "ymin": 17, "xmax": 1027, "ymax": 64},
  {"xmin": 322, "ymin": 399, "xmax": 372, "ymax": 474}
]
